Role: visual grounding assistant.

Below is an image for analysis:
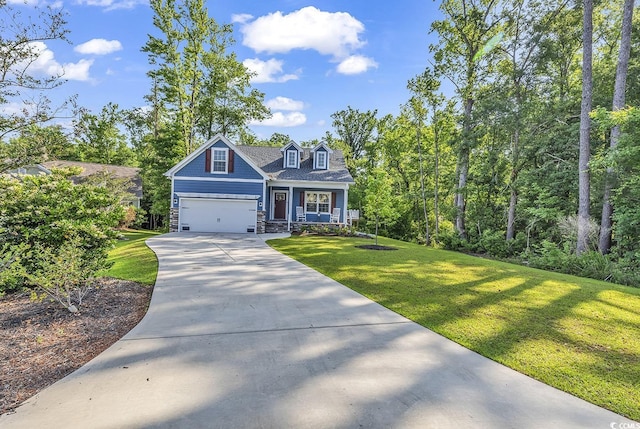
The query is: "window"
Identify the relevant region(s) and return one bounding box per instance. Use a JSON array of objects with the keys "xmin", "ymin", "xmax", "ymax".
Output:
[
  {"xmin": 305, "ymin": 191, "xmax": 331, "ymax": 213},
  {"xmin": 212, "ymin": 148, "xmax": 228, "ymax": 173},
  {"xmin": 315, "ymin": 151, "xmax": 327, "ymax": 169},
  {"xmin": 286, "ymin": 150, "xmax": 298, "ymax": 168}
]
